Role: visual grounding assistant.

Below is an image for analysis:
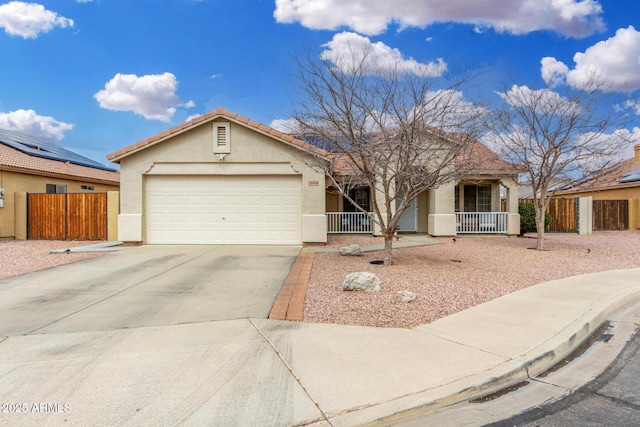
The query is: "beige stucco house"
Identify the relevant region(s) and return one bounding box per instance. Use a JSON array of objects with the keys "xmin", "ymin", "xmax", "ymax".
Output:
[
  {"xmin": 0, "ymin": 129, "xmax": 120, "ymax": 240},
  {"xmin": 108, "ymin": 108, "xmax": 521, "ymax": 245},
  {"xmin": 108, "ymin": 108, "xmax": 328, "ymax": 245}
]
